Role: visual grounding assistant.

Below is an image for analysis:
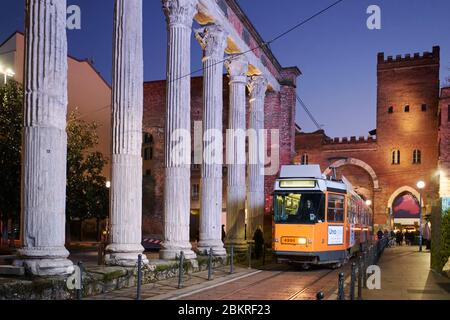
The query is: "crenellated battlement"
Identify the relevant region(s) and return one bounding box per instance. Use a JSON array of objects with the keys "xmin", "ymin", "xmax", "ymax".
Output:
[
  {"xmin": 323, "ymin": 135, "xmax": 377, "ymax": 145},
  {"xmin": 377, "ymin": 46, "xmax": 439, "ymax": 69}
]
